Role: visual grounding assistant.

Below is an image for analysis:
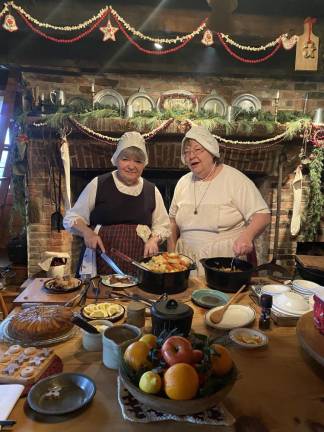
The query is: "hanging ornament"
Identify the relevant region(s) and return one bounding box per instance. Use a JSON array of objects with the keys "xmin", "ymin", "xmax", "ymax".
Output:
[
  {"xmin": 201, "ymin": 29, "xmax": 214, "ymax": 46},
  {"xmin": 281, "ymin": 34, "xmax": 299, "ymax": 50},
  {"xmin": 99, "ymin": 18, "xmax": 118, "ymax": 42},
  {"xmin": 3, "ymin": 14, "xmax": 18, "ymax": 32},
  {"xmin": 295, "ymin": 17, "xmax": 319, "ymax": 71}
]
